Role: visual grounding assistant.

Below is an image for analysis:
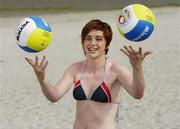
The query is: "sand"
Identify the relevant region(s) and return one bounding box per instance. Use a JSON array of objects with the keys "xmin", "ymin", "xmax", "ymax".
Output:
[
  {"xmin": 0, "ymin": 0, "xmax": 180, "ymax": 9},
  {"xmin": 0, "ymin": 6, "xmax": 179, "ymax": 129}
]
